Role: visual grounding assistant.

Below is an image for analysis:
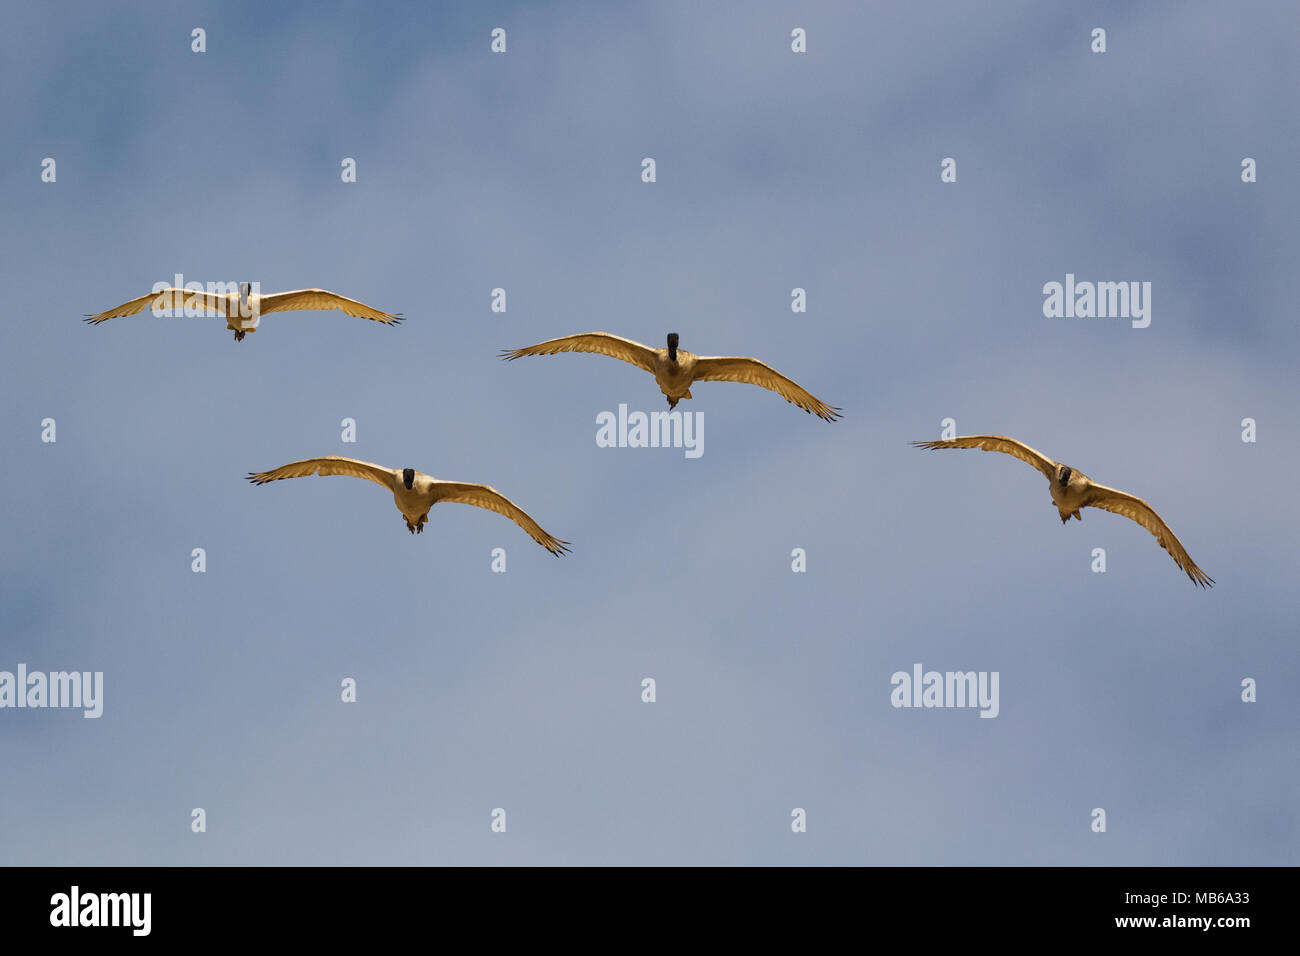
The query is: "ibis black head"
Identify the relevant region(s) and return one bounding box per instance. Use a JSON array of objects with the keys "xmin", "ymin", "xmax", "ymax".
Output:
[
  {"xmin": 402, "ymin": 468, "xmax": 415, "ymax": 490},
  {"xmin": 667, "ymin": 332, "xmax": 679, "ymax": 362}
]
